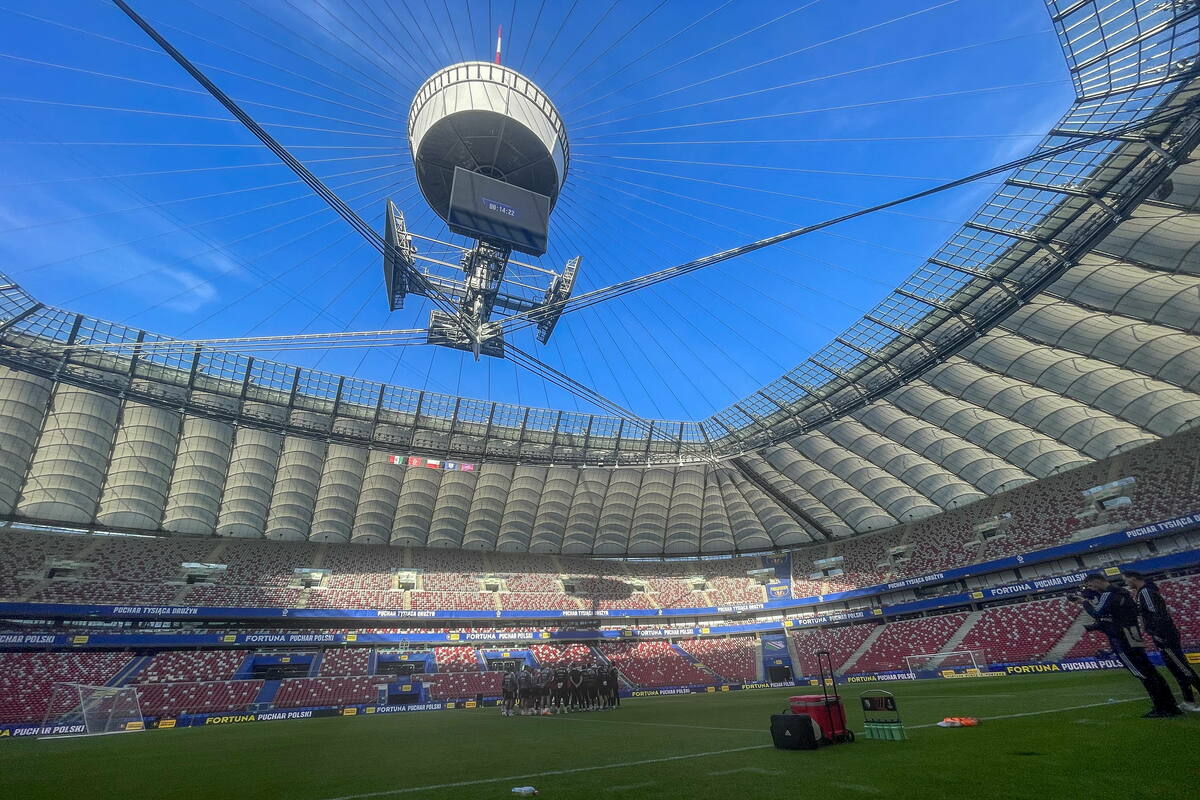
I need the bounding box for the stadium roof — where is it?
[1,0,1199,554]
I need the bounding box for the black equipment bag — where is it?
[770,711,821,750]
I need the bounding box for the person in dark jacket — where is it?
[1069,574,1180,718]
[1123,570,1200,712]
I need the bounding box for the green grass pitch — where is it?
[3,672,1198,799]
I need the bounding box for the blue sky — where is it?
[0,0,1075,420]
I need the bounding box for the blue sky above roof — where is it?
[0,0,1074,419]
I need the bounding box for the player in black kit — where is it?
[551,662,569,714]
[608,664,621,708]
[501,665,518,717]
[1124,571,1200,712]
[597,663,610,709]
[581,664,599,711]
[1070,574,1180,717]
[534,666,552,714]
[568,663,583,712]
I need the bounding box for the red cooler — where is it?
[789,694,848,742]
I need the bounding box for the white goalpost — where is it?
[39,683,145,738]
[902,650,987,676]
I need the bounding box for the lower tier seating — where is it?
[958,598,1079,665]
[678,637,757,682]
[135,680,263,717]
[416,672,503,701]
[597,641,715,688]
[274,676,380,708]
[847,613,969,674]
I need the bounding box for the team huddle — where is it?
[501,662,621,716]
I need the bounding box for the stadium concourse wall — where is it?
[2,510,1198,632]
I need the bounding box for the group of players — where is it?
[501,661,621,716]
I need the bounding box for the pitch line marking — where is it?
[548,715,764,733]
[708,767,783,776]
[315,744,772,800]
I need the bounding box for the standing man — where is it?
[501,665,518,717]
[1123,570,1200,712]
[608,663,621,709]
[516,664,534,716]
[1069,574,1181,718]
[535,664,553,715]
[581,662,599,711]
[552,661,569,714]
[573,662,588,714]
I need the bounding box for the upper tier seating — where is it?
[847,614,969,674]
[136,650,247,683]
[0,652,131,724]
[319,648,371,676]
[0,422,1195,617]
[433,646,480,672]
[678,637,757,682]
[527,643,596,667]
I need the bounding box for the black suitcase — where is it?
[770,712,821,750]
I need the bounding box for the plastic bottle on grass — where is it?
[512,787,538,796]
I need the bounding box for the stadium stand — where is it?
[1158,575,1200,646]
[790,624,879,675]
[678,637,757,682]
[319,648,371,676]
[845,613,969,674]
[433,646,481,672]
[274,676,379,708]
[597,641,716,688]
[528,643,596,666]
[136,651,247,684]
[0,652,131,724]
[417,672,503,701]
[135,680,262,717]
[958,598,1079,665]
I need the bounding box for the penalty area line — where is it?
[315,744,772,800]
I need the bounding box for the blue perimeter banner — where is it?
[0,512,1197,630]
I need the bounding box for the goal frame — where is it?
[902,650,986,676]
[39,683,145,739]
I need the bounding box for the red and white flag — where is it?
[495,25,502,64]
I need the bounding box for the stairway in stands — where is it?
[669,643,721,684]
[937,609,985,662]
[252,680,281,710]
[840,625,887,674]
[108,655,152,687]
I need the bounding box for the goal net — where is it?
[903,650,986,677]
[40,684,145,738]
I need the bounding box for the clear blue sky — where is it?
[0,0,1074,420]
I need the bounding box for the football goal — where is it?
[902,650,986,677]
[39,683,145,738]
